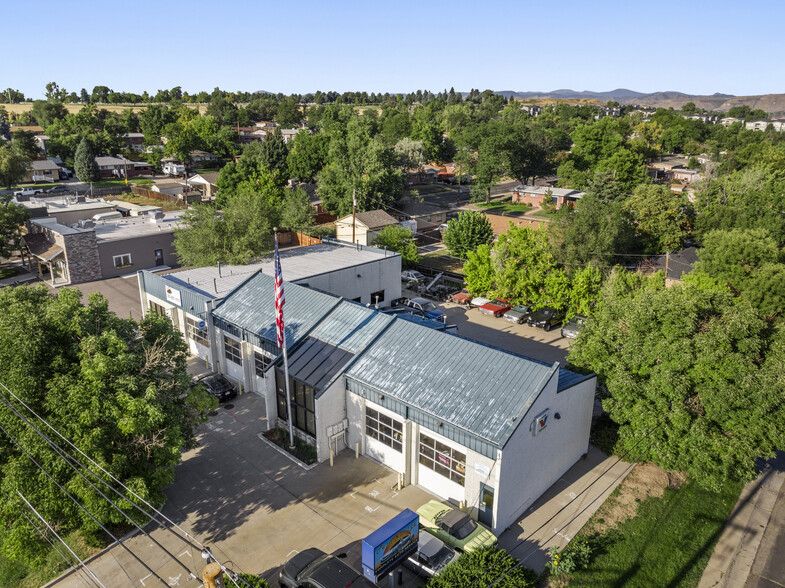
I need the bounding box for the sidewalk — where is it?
[699,452,785,588]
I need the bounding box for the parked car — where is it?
[450,289,472,305]
[405,297,445,321]
[478,299,512,318]
[503,304,534,324]
[526,307,565,331]
[469,296,490,308]
[191,372,237,402]
[402,270,426,283]
[279,548,376,588]
[13,187,42,197]
[561,314,588,339]
[416,500,497,552]
[45,185,69,194]
[405,531,459,578]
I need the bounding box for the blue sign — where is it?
[198,320,206,329]
[362,509,419,582]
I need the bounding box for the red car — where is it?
[478,299,512,317]
[450,289,473,305]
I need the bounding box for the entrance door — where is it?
[479,484,494,527]
[154,249,164,266]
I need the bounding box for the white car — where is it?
[401,270,426,283]
[469,296,490,308]
[405,532,459,578]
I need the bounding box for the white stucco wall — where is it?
[315,378,349,462]
[494,374,595,533]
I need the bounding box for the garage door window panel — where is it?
[419,434,466,486]
[366,407,403,452]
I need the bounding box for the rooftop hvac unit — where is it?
[77,219,95,229]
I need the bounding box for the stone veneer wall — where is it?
[62,231,102,283]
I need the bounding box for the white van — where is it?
[92,211,123,222]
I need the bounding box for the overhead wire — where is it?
[0,381,252,588]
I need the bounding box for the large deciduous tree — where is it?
[0,197,31,257]
[568,277,785,490]
[443,211,493,260]
[73,138,100,182]
[0,286,215,562]
[626,184,691,254]
[371,225,419,268]
[0,144,31,189]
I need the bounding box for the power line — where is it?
[0,420,170,587]
[0,381,252,588]
[16,490,106,588]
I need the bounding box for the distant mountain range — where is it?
[492,89,785,114]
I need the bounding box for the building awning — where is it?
[285,337,354,393]
[23,234,63,262]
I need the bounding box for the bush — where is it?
[427,546,536,588]
[236,573,269,587]
[544,541,593,577]
[263,427,317,464]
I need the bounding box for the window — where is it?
[366,407,403,452]
[275,370,316,436]
[113,254,132,268]
[254,351,271,377]
[224,336,241,365]
[370,290,385,304]
[149,301,166,317]
[185,316,209,346]
[419,434,466,486]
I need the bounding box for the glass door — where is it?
[479,483,494,527]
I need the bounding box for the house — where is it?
[254,121,278,129]
[123,132,146,151]
[8,125,44,136]
[17,195,118,225]
[187,172,220,198]
[596,105,621,119]
[720,117,744,127]
[681,113,720,124]
[394,201,447,231]
[23,159,62,183]
[512,185,585,209]
[161,158,186,176]
[670,168,701,184]
[34,135,49,154]
[142,265,595,535]
[21,212,183,285]
[520,104,542,117]
[189,150,219,165]
[648,246,698,285]
[237,127,267,144]
[335,210,400,246]
[280,129,303,144]
[151,181,187,197]
[745,120,785,132]
[406,164,441,185]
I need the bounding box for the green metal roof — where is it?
[212,272,340,350]
[345,319,559,448]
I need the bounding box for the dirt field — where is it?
[2,103,209,115]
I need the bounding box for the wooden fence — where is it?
[130,185,193,207]
[277,231,323,247]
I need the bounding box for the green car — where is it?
[415,500,497,552]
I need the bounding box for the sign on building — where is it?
[361,509,419,582]
[165,285,181,306]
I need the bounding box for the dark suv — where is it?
[279,548,376,588]
[191,373,237,403]
[526,307,565,331]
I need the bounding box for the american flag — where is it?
[274,235,285,349]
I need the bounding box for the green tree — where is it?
[259,128,289,183]
[444,211,493,260]
[286,131,330,182]
[427,546,536,588]
[568,279,784,490]
[626,184,690,254]
[0,286,215,562]
[10,130,39,160]
[278,188,315,232]
[73,138,100,182]
[464,244,495,294]
[492,224,556,303]
[393,137,426,172]
[371,225,419,267]
[0,144,31,189]
[30,100,67,128]
[0,197,30,257]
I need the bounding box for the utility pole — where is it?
[352,189,357,244]
[202,562,225,588]
[664,249,670,279]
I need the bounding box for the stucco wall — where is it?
[314,378,349,462]
[296,254,401,308]
[97,232,177,278]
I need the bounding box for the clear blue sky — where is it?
[5,0,784,99]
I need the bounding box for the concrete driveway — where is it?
[44,274,145,321]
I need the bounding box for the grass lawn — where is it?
[481,200,532,214]
[109,193,183,212]
[419,252,464,275]
[531,209,559,219]
[0,530,103,588]
[0,267,22,280]
[92,178,153,188]
[566,478,743,587]
[406,183,453,196]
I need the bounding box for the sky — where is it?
[4,0,784,99]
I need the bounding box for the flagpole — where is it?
[275,229,296,450]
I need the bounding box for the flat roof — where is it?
[93,212,184,241]
[162,241,399,298]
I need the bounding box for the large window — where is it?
[366,407,402,452]
[149,301,167,317]
[224,336,241,365]
[419,434,466,486]
[370,290,385,304]
[275,370,316,436]
[185,316,209,347]
[113,253,132,268]
[254,351,271,377]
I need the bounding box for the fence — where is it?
[277,231,323,247]
[90,186,132,198]
[130,185,191,207]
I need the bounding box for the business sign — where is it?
[165,285,181,306]
[361,509,419,582]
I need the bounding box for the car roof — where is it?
[410,297,431,304]
[308,557,363,586]
[441,508,469,532]
[419,532,446,558]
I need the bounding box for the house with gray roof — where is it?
[512,185,586,210]
[175,267,595,534]
[335,210,400,246]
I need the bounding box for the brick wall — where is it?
[63,231,102,283]
[483,213,545,235]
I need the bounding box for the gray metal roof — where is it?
[287,337,355,392]
[212,272,340,350]
[308,301,394,354]
[345,319,558,447]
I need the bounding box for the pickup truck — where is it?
[13,187,43,197]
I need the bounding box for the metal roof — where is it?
[287,337,354,392]
[212,272,340,350]
[308,301,393,354]
[345,319,558,447]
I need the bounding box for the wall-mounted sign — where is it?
[362,509,419,582]
[474,462,490,478]
[533,409,549,435]
[165,285,181,306]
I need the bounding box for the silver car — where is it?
[503,304,533,324]
[405,531,459,578]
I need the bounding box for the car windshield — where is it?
[453,517,477,540]
[422,302,437,312]
[490,300,506,306]
[513,305,529,312]
[542,309,555,318]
